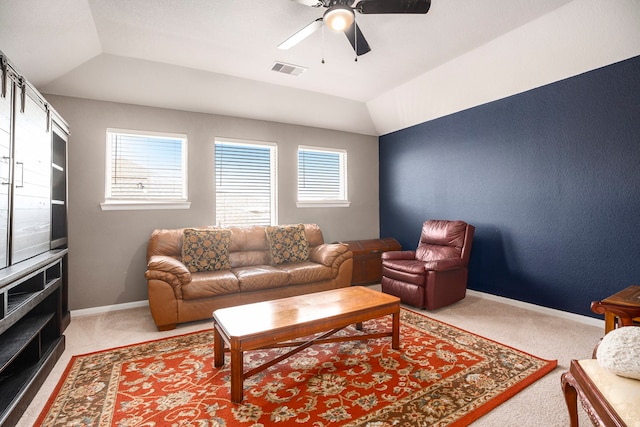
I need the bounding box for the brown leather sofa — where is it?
[381,220,475,310]
[145,224,353,330]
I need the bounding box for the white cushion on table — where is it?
[579,359,640,427]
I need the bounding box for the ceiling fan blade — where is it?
[355,0,431,14]
[278,18,323,50]
[344,22,371,56]
[291,0,323,6]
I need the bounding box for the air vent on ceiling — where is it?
[271,61,307,76]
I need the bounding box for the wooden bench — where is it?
[561,359,640,426]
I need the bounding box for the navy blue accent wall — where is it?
[379,55,640,318]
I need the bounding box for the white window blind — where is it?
[215,139,277,226]
[106,129,187,202]
[298,146,347,203]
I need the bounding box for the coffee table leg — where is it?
[213,323,244,403]
[226,349,244,403]
[392,311,400,350]
[230,349,244,403]
[213,322,225,368]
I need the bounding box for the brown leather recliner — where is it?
[381,220,475,310]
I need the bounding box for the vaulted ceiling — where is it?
[1,0,637,135]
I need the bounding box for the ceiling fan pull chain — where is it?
[321,23,326,64]
[354,20,358,62]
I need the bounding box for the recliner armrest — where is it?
[423,258,465,271]
[145,255,192,287]
[382,250,416,260]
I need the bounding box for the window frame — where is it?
[214,137,278,227]
[297,145,350,208]
[100,128,190,211]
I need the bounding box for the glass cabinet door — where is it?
[51,121,68,249]
[0,84,11,268]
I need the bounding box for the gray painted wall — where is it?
[45,95,379,311]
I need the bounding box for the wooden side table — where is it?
[591,285,640,334]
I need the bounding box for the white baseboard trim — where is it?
[70,291,605,329]
[467,289,605,328]
[71,300,149,318]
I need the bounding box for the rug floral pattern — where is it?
[37,309,556,426]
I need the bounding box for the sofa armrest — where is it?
[382,250,416,261]
[423,258,465,271]
[309,243,352,267]
[145,255,192,288]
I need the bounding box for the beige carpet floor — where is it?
[21,286,603,426]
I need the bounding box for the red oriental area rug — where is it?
[36,309,556,426]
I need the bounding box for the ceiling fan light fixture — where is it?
[323,5,355,32]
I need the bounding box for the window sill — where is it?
[296,200,351,208]
[100,201,191,211]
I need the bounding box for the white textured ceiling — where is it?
[0,0,582,135]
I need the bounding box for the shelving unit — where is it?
[0,50,69,427]
[0,250,67,427]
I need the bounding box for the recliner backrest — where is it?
[416,220,470,262]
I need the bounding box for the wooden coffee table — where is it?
[213,286,401,402]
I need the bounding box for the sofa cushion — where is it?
[229,250,271,268]
[233,265,290,291]
[181,270,240,300]
[303,223,325,247]
[228,225,269,252]
[265,224,310,265]
[147,228,185,259]
[182,228,232,273]
[596,326,640,380]
[278,261,335,285]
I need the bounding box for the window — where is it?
[215,138,277,226]
[297,146,349,207]
[102,129,188,210]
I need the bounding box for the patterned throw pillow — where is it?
[265,224,310,265]
[181,228,232,272]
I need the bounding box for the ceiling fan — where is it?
[278,0,431,57]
